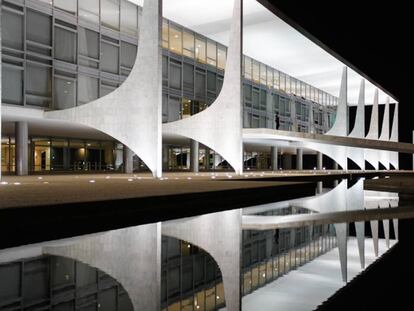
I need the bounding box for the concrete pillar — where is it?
[271,146,278,170]
[205,147,210,170]
[123,145,133,174]
[296,148,303,170]
[190,139,199,173]
[333,162,339,170]
[282,154,292,170]
[44,223,161,311]
[15,121,29,176]
[317,152,323,170]
[162,145,169,171]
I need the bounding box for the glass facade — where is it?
[1,0,338,174]
[0,255,133,311]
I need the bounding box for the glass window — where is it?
[101,0,120,30]
[162,20,169,49]
[120,0,138,36]
[54,74,76,110]
[260,63,267,85]
[2,9,24,50]
[207,41,217,67]
[121,41,137,68]
[26,64,51,97]
[207,71,216,93]
[244,57,252,80]
[217,46,226,70]
[267,68,273,88]
[78,75,99,105]
[54,26,77,63]
[195,38,206,63]
[2,66,23,105]
[79,0,99,24]
[183,63,194,93]
[273,70,279,90]
[169,25,182,55]
[279,73,285,91]
[101,41,119,74]
[183,31,195,58]
[169,61,182,90]
[79,27,99,60]
[252,88,259,109]
[54,0,77,14]
[101,81,118,97]
[26,9,51,46]
[285,75,291,94]
[252,61,260,83]
[301,82,306,97]
[195,71,206,98]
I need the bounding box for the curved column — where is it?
[45,0,162,177]
[347,79,365,170]
[43,224,161,311]
[163,0,243,174]
[379,199,390,248]
[293,180,348,282]
[389,102,399,169]
[365,89,380,170]
[297,141,347,170]
[379,97,390,169]
[346,178,365,268]
[326,67,348,137]
[365,194,379,257]
[162,210,242,311]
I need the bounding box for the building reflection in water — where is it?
[0,180,400,311]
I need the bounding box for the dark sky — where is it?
[259,0,413,168]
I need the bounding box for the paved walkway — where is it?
[239,238,395,311]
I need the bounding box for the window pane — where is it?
[169,25,182,55]
[27,9,51,46]
[183,31,195,58]
[121,41,137,68]
[2,10,24,50]
[217,47,226,70]
[244,57,252,80]
[252,61,260,83]
[183,63,194,93]
[207,71,216,93]
[207,41,217,67]
[54,0,77,14]
[78,75,99,105]
[267,68,273,88]
[26,64,51,97]
[2,66,23,105]
[120,0,138,36]
[195,71,206,98]
[79,27,99,59]
[169,62,182,90]
[79,0,99,24]
[101,42,119,74]
[260,63,267,85]
[101,0,120,30]
[54,75,76,110]
[55,27,77,63]
[195,38,206,63]
[273,70,279,89]
[162,20,169,49]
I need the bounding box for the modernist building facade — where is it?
[0,0,400,177]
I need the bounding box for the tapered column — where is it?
[123,145,133,174]
[296,148,303,170]
[271,146,278,170]
[190,139,199,173]
[15,121,29,176]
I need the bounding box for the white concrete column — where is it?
[271,146,278,171]
[163,209,242,311]
[15,121,29,176]
[317,152,323,170]
[205,147,210,170]
[123,145,133,174]
[296,148,303,170]
[44,224,161,311]
[190,139,199,173]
